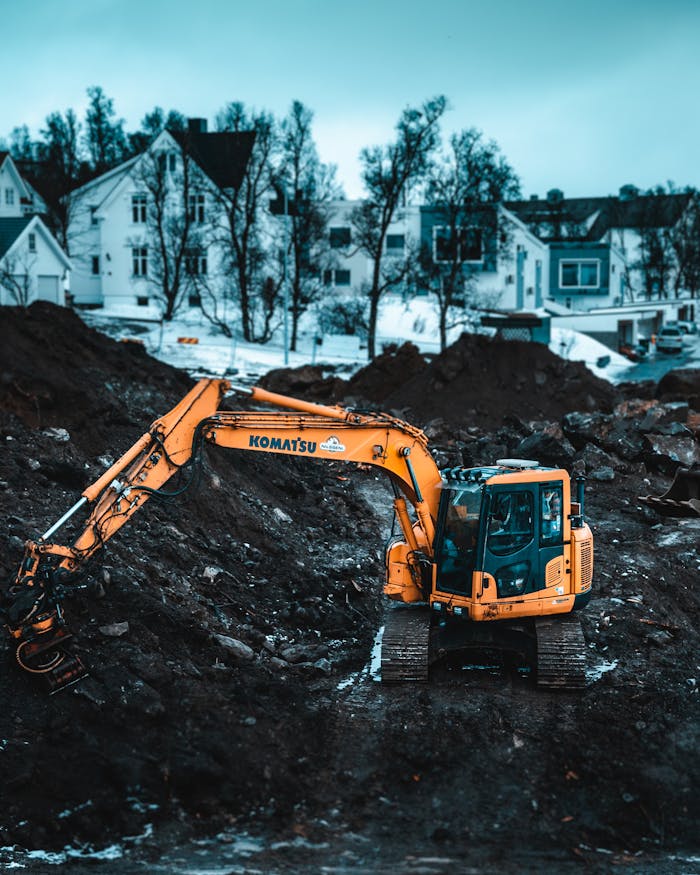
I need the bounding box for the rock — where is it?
[212,634,255,662]
[589,466,615,482]
[642,434,700,474]
[99,621,129,637]
[562,412,612,449]
[272,507,292,524]
[279,643,319,664]
[203,565,224,582]
[515,428,575,466]
[42,427,70,442]
[313,658,332,676]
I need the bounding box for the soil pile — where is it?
[0,304,698,872]
[263,336,619,429]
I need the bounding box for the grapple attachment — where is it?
[639,468,700,516]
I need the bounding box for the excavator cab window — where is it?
[435,482,483,596]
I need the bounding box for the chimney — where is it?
[546,188,564,204]
[188,118,208,135]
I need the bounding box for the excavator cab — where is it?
[428,461,584,622]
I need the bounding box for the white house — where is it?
[68,121,255,312]
[0,152,70,307]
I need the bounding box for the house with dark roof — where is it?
[505,187,698,347]
[0,153,71,307]
[67,119,255,310]
[507,186,696,308]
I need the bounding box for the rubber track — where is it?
[380,608,430,684]
[535,615,586,690]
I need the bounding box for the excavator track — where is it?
[535,614,586,690]
[380,607,431,684]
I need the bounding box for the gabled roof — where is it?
[0,217,32,258]
[0,152,34,202]
[169,129,256,189]
[0,215,71,269]
[507,191,694,242]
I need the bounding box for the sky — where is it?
[2,0,700,199]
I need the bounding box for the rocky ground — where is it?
[0,303,699,873]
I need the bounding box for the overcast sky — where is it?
[3,0,699,199]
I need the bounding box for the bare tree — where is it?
[84,86,128,174]
[670,189,700,298]
[422,128,521,350]
[277,100,339,351]
[352,96,446,359]
[0,250,36,307]
[134,134,203,320]
[7,125,34,161]
[634,187,677,300]
[37,110,84,252]
[213,102,279,342]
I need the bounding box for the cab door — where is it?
[482,485,538,599]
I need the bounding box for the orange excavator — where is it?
[3,378,593,693]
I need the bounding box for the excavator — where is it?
[2,378,593,693]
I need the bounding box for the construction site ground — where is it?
[0,303,698,874]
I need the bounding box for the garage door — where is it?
[37,275,59,304]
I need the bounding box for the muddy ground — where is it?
[0,303,698,873]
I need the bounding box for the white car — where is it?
[656,326,684,354]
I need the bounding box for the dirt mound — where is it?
[657,367,700,408]
[0,302,192,455]
[344,341,428,402]
[380,334,619,427]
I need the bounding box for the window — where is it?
[132,194,147,223]
[540,485,563,547]
[132,246,148,276]
[90,206,99,226]
[188,193,205,223]
[323,268,351,287]
[559,259,600,289]
[433,226,482,263]
[188,294,202,307]
[437,483,483,596]
[487,491,534,556]
[169,152,176,172]
[157,152,177,173]
[184,247,207,275]
[28,233,36,253]
[386,234,405,253]
[136,296,149,306]
[330,226,351,249]
[91,255,100,275]
[5,188,14,206]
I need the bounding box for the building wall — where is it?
[0,161,24,218]
[548,242,622,310]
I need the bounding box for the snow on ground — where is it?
[549,327,632,382]
[81,295,633,385]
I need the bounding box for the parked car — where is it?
[664,320,697,336]
[656,326,684,354]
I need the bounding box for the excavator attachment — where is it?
[639,468,700,517]
[4,584,88,693]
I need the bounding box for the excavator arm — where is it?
[3,378,442,692]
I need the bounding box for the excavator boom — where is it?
[3,378,442,691]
